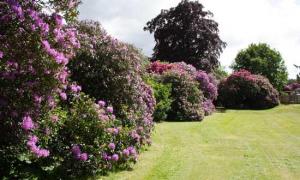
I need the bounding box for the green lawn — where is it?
[101,105,300,180]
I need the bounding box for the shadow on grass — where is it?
[216,105,282,112]
[216,107,227,113]
[161,119,203,122]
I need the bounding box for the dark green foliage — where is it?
[146,76,173,122]
[162,71,205,121]
[295,64,300,82]
[144,0,226,72]
[232,43,288,90]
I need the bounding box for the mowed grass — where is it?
[101,105,300,180]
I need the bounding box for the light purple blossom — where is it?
[112,154,119,161]
[21,115,34,130]
[71,145,81,159]
[59,92,67,100]
[102,152,108,160]
[27,135,50,158]
[113,128,119,135]
[99,114,109,121]
[58,70,68,84]
[108,143,115,150]
[122,149,130,157]
[28,135,38,143]
[107,106,113,114]
[0,51,3,58]
[80,153,88,161]
[97,100,106,107]
[70,84,82,93]
[128,146,137,155]
[53,13,63,27]
[36,149,50,158]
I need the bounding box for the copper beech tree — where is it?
[144,0,226,72]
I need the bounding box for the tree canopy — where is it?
[144,0,226,72]
[231,43,288,90]
[295,64,300,82]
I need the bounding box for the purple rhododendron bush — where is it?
[68,20,155,146]
[0,1,153,178]
[148,61,218,118]
[284,82,300,91]
[161,69,205,121]
[218,70,280,109]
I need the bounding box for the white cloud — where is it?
[79,0,300,78]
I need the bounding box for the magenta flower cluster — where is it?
[195,70,218,115]
[27,135,50,158]
[0,0,79,162]
[71,145,88,161]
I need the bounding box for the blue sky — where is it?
[79,0,300,78]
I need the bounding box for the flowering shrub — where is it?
[162,70,205,121]
[0,1,151,179]
[68,21,155,146]
[0,0,80,177]
[195,70,218,115]
[52,94,140,177]
[218,70,280,109]
[284,83,300,91]
[149,61,218,116]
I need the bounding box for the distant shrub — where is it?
[149,61,218,116]
[162,70,204,121]
[231,43,288,90]
[218,70,280,109]
[146,76,173,122]
[148,61,174,74]
[284,83,300,91]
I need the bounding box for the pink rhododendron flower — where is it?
[112,154,119,161]
[97,100,106,107]
[70,84,81,93]
[108,143,115,150]
[26,135,49,158]
[122,149,130,157]
[60,92,67,100]
[106,106,113,114]
[21,115,34,130]
[80,153,88,161]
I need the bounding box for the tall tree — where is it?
[295,64,300,82]
[144,0,226,72]
[232,43,288,90]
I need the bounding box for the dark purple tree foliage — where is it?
[144,0,226,72]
